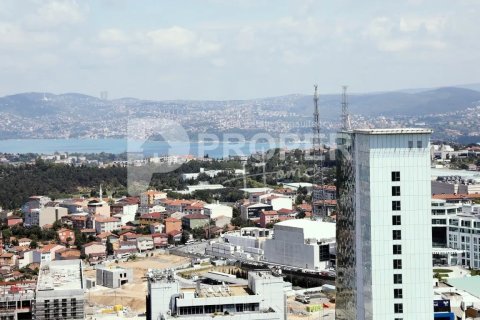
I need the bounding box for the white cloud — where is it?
[97,28,129,45]
[143,26,221,57]
[366,15,448,52]
[0,22,58,49]
[26,0,86,29]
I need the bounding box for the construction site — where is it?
[0,281,36,320]
[84,253,190,316]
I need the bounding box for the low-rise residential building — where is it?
[149,223,164,234]
[138,204,166,215]
[152,233,168,248]
[7,215,23,227]
[260,195,293,211]
[259,209,295,228]
[203,203,233,219]
[140,190,167,206]
[39,244,66,262]
[57,228,75,245]
[0,253,17,266]
[18,238,32,247]
[94,216,121,234]
[182,214,210,230]
[55,248,81,260]
[165,217,182,234]
[240,203,273,221]
[82,242,106,261]
[137,236,154,252]
[168,230,183,243]
[183,204,204,215]
[87,199,110,217]
[139,212,165,225]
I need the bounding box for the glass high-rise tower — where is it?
[336,128,433,320]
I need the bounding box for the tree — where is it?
[29,240,38,249]
[181,230,191,244]
[52,220,62,231]
[106,238,114,256]
[1,229,12,243]
[168,234,175,245]
[191,227,205,240]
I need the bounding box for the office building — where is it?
[336,128,433,320]
[264,219,335,271]
[34,259,85,320]
[146,269,286,320]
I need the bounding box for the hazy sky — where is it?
[0,0,479,100]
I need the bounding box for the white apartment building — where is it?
[336,128,433,320]
[203,203,233,219]
[94,217,121,234]
[23,207,68,228]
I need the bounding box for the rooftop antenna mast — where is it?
[341,85,352,131]
[312,85,325,219]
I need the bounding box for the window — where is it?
[393,244,402,255]
[408,141,413,148]
[392,215,401,226]
[393,259,402,269]
[392,186,401,196]
[394,274,403,284]
[393,230,402,240]
[392,171,400,181]
[392,201,401,211]
[394,289,403,299]
[394,303,403,314]
[417,140,423,148]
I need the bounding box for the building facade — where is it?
[34,259,85,320]
[263,219,335,271]
[336,128,433,320]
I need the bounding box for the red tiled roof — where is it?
[140,212,163,219]
[261,210,278,216]
[183,214,209,220]
[95,216,120,223]
[277,208,295,214]
[96,232,112,239]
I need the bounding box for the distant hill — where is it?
[1,86,480,119]
[288,87,480,118]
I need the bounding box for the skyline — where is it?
[0,0,479,100]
